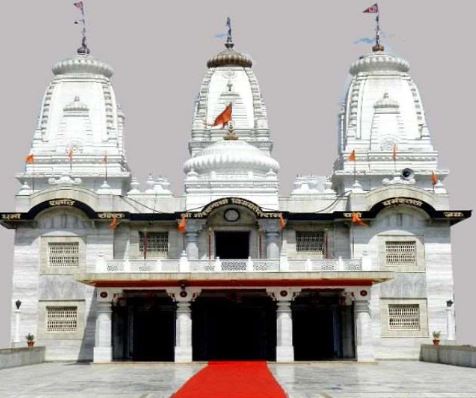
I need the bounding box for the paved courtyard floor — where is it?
[0,361,474,398]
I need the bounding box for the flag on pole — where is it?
[178,215,187,234]
[351,212,368,226]
[392,144,397,161]
[279,214,287,230]
[67,147,74,161]
[109,216,119,230]
[211,103,232,128]
[25,153,35,164]
[103,152,108,163]
[73,1,84,12]
[363,3,379,13]
[348,149,356,161]
[431,171,438,186]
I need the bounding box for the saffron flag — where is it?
[363,3,378,13]
[67,148,74,161]
[392,144,397,161]
[432,171,438,186]
[351,212,367,226]
[279,214,287,230]
[109,216,119,230]
[348,149,356,161]
[25,154,34,164]
[212,103,232,128]
[73,1,84,12]
[178,215,187,234]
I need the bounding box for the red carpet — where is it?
[172,361,287,398]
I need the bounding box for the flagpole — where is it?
[375,9,381,48]
[74,1,90,55]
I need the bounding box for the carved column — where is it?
[93,289,121,363]
[354,297,375,362]
[167,288,201,363]
[267,288,300,362]
[259,220,281,259]
[184,220,205,260]
[94,302,113,363]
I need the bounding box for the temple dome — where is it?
[184,138,279,175]
[349,51,409,75]
[52,54,114,78]
[207,47,252,68]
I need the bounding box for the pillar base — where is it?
[356,346,375,362]
[93,347,112,363]
[276,346,294,362]
[175,346,192,363]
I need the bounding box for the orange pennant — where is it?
[211,103,232,128]
[109,216,119,230]
[348,149,356,161]
[279,213,287,230]
[25,153,34,164]
[431,171,438,186]
[392,144,398,161]
[351,212,367,227]
[67,147,74,161]
[178,215,187,234]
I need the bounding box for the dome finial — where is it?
[73,1,90,55]
[224,121,239,140]
[225,17,234,49]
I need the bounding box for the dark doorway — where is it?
[292,290,355,360]
[192,291,276,361]
[215,231,250,259]
[112,293,175,361]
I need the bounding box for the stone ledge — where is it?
[420,344,476,368]
[0,346,46,369]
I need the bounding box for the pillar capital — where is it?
[266,287,301,302]
[166,287,201,303]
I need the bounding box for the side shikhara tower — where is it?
[332,43,443,193]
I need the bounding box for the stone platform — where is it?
[0,361,474,397]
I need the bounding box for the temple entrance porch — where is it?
[192,290,276,361]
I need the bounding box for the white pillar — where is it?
[354,299,375,362]
[185,231,199,260]
[175,302,192,362]
[276,300,294,362]
[13,308,21,347]
[266,231,281,259]
[94,301,113,363]
[446,302,455,341]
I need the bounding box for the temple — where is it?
[0,18,470,363]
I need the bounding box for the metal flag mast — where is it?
[363,3,384,52]
[74,1,90,55]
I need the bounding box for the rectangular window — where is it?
[296,231,325,256]
[48,242,80,267]
[388,304,420,330]
[385,240,416,266]
[46,306,78,332]
[139,232,168,255]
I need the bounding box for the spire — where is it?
[225,17,234,49]
[73,1,90,55]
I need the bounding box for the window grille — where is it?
[385,240,416,266]
[139,232,168,254]
[388,304,420,330]
[296,231,325,255]
[48,242,80,267]
[46,306,78,332]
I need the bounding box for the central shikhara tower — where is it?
[0,17,470,364]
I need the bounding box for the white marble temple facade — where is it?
[1,21,469,363]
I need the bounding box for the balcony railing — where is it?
[95,256,366,273]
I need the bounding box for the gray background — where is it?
[0,0,474,346]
